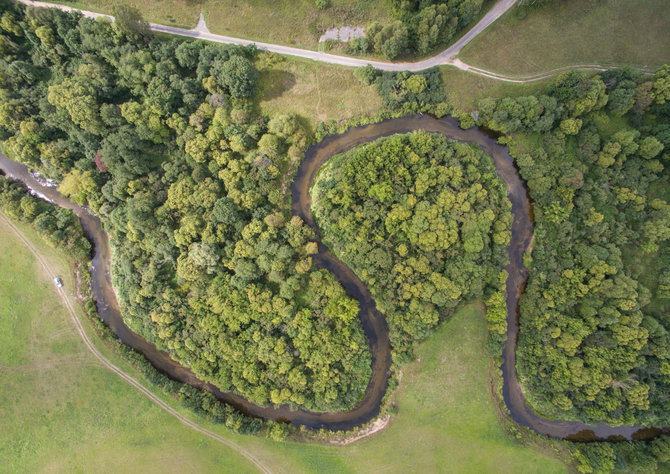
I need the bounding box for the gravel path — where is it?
[16,0,646,83]
[17,0,631,83]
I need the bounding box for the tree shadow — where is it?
[260,69,297,101]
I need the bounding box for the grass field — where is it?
[0,213,567,473]
[53,0,393,48]
[0,217,261,473]
[460,0,670,75]
[324,303,567,473]
[255,53,383,131]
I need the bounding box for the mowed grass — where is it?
[50,0,393,48]
[460,0,670,75]
[256,53,383,130]
[0,217,259,473]
[256,56,550,131]
[0,215,567,473]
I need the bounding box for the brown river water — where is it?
[1,115,666,439]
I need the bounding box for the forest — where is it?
[0,0,373,412]
[311,131,512,357]
[348,0,483,59]
[477,66,670,426]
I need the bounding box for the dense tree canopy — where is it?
[0,176,91,260]
[0,1,371,412]
[352,0,483,59]
[478,67,670,425]
[312,132,511,355]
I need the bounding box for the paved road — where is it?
[17,0,518,73]
[16,0,625,82]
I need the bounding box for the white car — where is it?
[54,277,63,288]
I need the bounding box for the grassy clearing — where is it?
[255,53,383,131]
[204,0,392,48]
[205,304,568,473]
[255,57,553,132]
[50,0,393,48]
[0,213,567,472]
[460,0,670,75]
[440,65,551,112]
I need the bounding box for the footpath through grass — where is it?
[0,214,567,472]
[255,55,550,130]
[460,0,670,75]
[440,65,550,112]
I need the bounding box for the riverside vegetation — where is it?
[0,173,287,436]
[474,67,670,471]
[476,67,670,427]
[0,214,263,473]
[0,214,565,472]
[343,59,670,468]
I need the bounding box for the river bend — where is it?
[1,115,665,439]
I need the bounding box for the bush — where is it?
[354,64,379,86]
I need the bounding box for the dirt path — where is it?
[0,213,273,474]
[16,0,515,71]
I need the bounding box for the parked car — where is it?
[54,277,63,288]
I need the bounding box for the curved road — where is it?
[16,0,640,83]
[13,0,572,82]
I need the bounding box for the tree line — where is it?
[0,175,91,260]
[348,0,483,60]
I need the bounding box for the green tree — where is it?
[111,4,149,38]
[213,55,258,99]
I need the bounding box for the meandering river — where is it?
[1,115,664,440]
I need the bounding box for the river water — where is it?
[1,115,665,439]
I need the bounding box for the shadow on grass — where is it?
[260,69,297,100]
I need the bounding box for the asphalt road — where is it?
[16,0,518,73]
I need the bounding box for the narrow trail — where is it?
[451,60,653,83]
[450,59,609,83]
[14,0,637,83]
[0,212,273,474]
